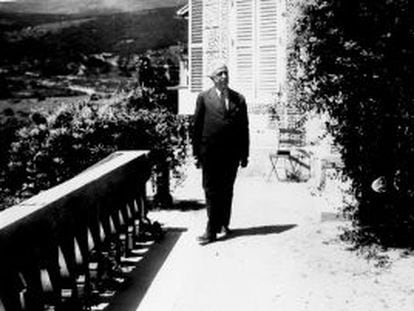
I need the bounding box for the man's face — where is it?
[212,69,229,90]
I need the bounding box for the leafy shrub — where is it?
[2,95,189,209]
[291,0,414,246]
[0,108,31,209]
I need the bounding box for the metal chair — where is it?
[267,128,312,182]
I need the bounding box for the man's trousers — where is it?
[201,153,239,236]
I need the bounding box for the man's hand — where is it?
[240,158,248,168]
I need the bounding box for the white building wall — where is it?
[182,0,287,114]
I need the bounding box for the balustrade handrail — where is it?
[0,151,148,230]
[0,150,154,311]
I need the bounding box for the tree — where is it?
[291,0,414,246]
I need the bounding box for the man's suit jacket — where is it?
[192,87,249,161]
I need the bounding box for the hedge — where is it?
[291,0,414,246]
[1,93,189,210]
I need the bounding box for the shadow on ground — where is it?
[105,227,187,311]
[171,199,205,211]
[220,224,297,241]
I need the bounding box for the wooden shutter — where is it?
[231,0,281,105]
[190,0,203,92]
[232,0,255,101]
[257,0,278,102]
[204,0,221,87]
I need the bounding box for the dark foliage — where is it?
[0,108,30,208]
[0,91,189,211]
[292,0,414,246]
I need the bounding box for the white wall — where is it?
[178,88,199,115]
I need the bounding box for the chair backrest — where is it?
[278,127,305,149]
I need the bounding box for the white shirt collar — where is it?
[215,87,229,109]
[215,87,228,98]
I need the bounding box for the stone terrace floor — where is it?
[110,115,414,311]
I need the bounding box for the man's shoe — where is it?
[221,227,232,236]
[197,233,216,245]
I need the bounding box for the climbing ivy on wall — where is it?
[290,0,414,246]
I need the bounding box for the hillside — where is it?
[0,5,187,99]
[0,7,187,71]
[0,0,187,14]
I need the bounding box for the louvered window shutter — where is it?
[232,0,255,101]
[190,0,203,92]
[257,0,278,102]
[231,0,283,105]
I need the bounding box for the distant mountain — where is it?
[0,0,187,14]
[0,7,187,76]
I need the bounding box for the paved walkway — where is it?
[132,116,414,311]
[139,175,324,311]
[133,118,335,311]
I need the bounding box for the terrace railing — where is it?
[0,150,157,311]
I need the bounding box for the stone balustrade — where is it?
[0,150,155,311]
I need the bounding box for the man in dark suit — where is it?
[192,62,250,245]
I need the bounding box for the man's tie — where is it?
[220,92,227,111]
